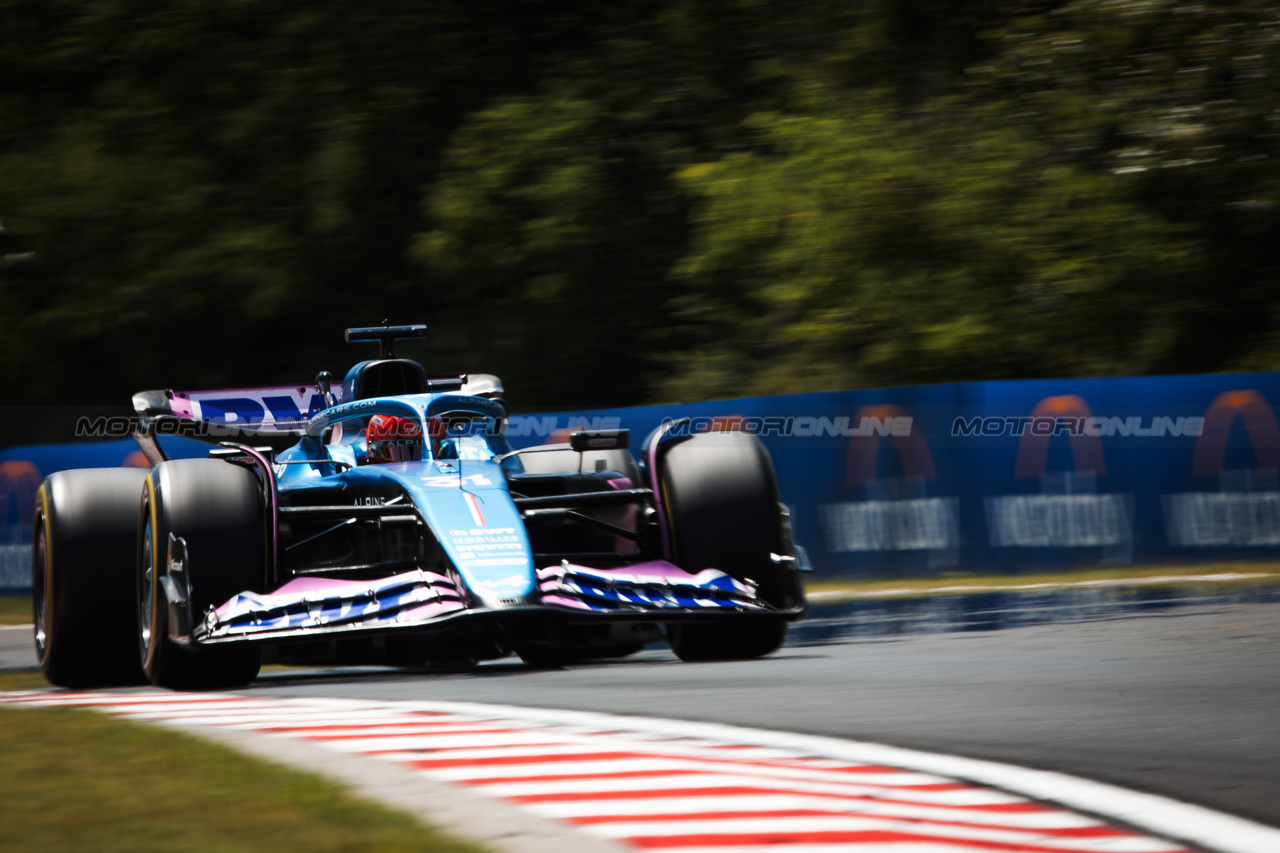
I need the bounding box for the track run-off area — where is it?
[2,599,1279,853]
[1,689,1270,853]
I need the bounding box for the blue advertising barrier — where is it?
[4,371,1280,588]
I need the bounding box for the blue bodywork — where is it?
[184,387,781,646]
[124,329,802,664]
[276,392,537,606]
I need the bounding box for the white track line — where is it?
[4,691,1277,853]
[582,817,1183,852]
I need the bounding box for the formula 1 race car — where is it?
[32,325,806,689]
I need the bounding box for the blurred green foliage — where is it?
[1,0,1277,410]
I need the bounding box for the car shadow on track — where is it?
[250,648,827,688]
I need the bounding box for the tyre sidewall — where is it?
[32,486,57,679]
[138,474,168,682]
[658,432,796,662]
[35,468,149,687]
[660,431,794,608]
[139,459,265,688]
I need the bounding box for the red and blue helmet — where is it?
[366,414,424,463]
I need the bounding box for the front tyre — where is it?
[658,431,797,662]
[139,459,264,689]
[33,469,150,687]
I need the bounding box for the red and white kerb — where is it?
[0,691,1200,853]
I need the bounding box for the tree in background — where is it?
[1,0,1277,412]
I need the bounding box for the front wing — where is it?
[194,560,799,645]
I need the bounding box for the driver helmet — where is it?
[366,414,423,463]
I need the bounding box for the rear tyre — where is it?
[659,432,796,662]
[33,469,151,688]
[139,459,264,690]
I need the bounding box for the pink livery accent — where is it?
[646,423,677,560]
[228,444,279,586]
[168,394,195,419]
[532,559,765,613]
[538,594,593,610]
[538,559,703,582]
[212,570,458,613]
[208,568,466,638]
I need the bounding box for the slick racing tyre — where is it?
[33,468,151,688]
[138,459,264,689]
[658,431,797,662]
[665,621,787,663]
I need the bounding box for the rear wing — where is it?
[130,371,505,465]
[131,385,340,462]
[133,385,338,429]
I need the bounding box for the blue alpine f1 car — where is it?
[32,325,807,688]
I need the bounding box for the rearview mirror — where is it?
[570,429,630,452]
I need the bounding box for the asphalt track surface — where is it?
[4,600,1278,831]
[234,601,1280,832]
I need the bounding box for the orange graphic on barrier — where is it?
[1191,389,1280,476]
[708,414,749,433]
[0,460,42,526]
[1014,395,1106,479]
[845,404,935,486]
[121,451,151,469]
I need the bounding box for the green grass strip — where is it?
[0,698,493,853]
[0,670,47,691]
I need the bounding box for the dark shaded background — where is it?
[3,0,1278,411]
